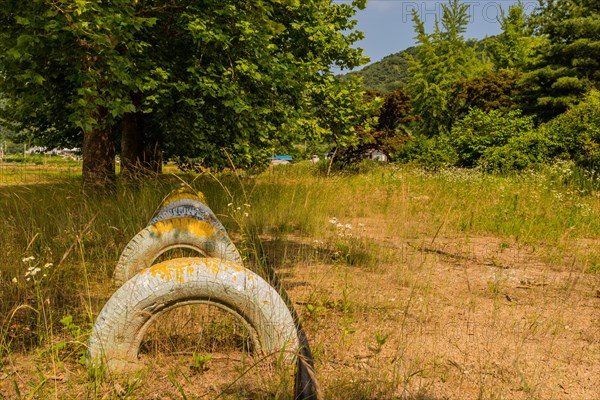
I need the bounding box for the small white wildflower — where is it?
[26,277,30,282]
[12,277,17,284]
[44,263,53,269]
[227,203,234,207]
[43,274,47,278]
[243,203,251,208]
[329,217,338,224]
[236,207,241,211]
[337,223,343,229]
[344,224,352,230]
[22,256,35,263]
[25,267,41,278]
[244,212,249,217]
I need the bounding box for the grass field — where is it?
[0,161,599,399]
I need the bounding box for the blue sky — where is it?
[336,0,538,69]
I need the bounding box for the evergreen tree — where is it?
[523,0,600,120]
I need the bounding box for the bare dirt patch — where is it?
[283,227,600,399]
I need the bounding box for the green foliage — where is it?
[478,129,555,172]
[0,0,154,138]
[451,108,535,168]
[539,89,600,175]
[336,87,414,166]
[393,133,457,170]
[522,0,600,120]
[339,47,417,92]
[0,0,370,182]
[484,2,537,70]
[448,69,522,120]
[303,76,378,153]
[190,352,212,372]
[406,0,492,137]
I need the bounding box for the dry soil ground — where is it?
[1,220,599,399]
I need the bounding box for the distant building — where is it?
[270,155,293,165]
[366,150,387,162]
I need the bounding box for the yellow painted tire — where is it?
[149,200,227,233]
[113,218,242,286]
[89,258,299,372]
[160,187,206,208]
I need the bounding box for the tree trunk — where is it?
[82,120,116,188]
[143,140,163,174]
[120,110,147,179]
[121,112,163,177]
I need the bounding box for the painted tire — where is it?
[149,202,228,234]
[160,186,206,208]
[89,258,300,372]
[113,218,242,286]
[149,199,227,233]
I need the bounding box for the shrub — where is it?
[479,129,555,172]
[450,108,535,167]
[392,133,457,170]
[539,89,600,175]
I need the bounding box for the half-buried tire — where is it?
[89,257,299,372]
[113,218,242,286]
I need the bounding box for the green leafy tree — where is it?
[302,75,379,169]
[522,0,600,120]
[0,0,368,185]
[0,0,153,185]
[406,0,491,137]
[336,87,414,166]
[485,1,537,70]
[448,69,522,120]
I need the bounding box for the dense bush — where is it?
[392,134,457,170]
[450,108,535,168]
[478,129,555,172]
[539,89,600,175]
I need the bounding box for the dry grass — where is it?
[0,161,599,399]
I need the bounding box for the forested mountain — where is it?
[339,38,486,93]
[338,47,417,93]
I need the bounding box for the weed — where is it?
[190,352,213,373]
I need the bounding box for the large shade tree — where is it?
[0,0,368,185]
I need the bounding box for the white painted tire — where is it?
[113,218,242,286]
[149,199,227,233]
[89,257,299,372]
[160,188,206,208]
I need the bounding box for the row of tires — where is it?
[87,187,317,398]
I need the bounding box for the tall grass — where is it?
[1,161,599,398]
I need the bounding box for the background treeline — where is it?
[1,0,599,184]
[335,0,600,178]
